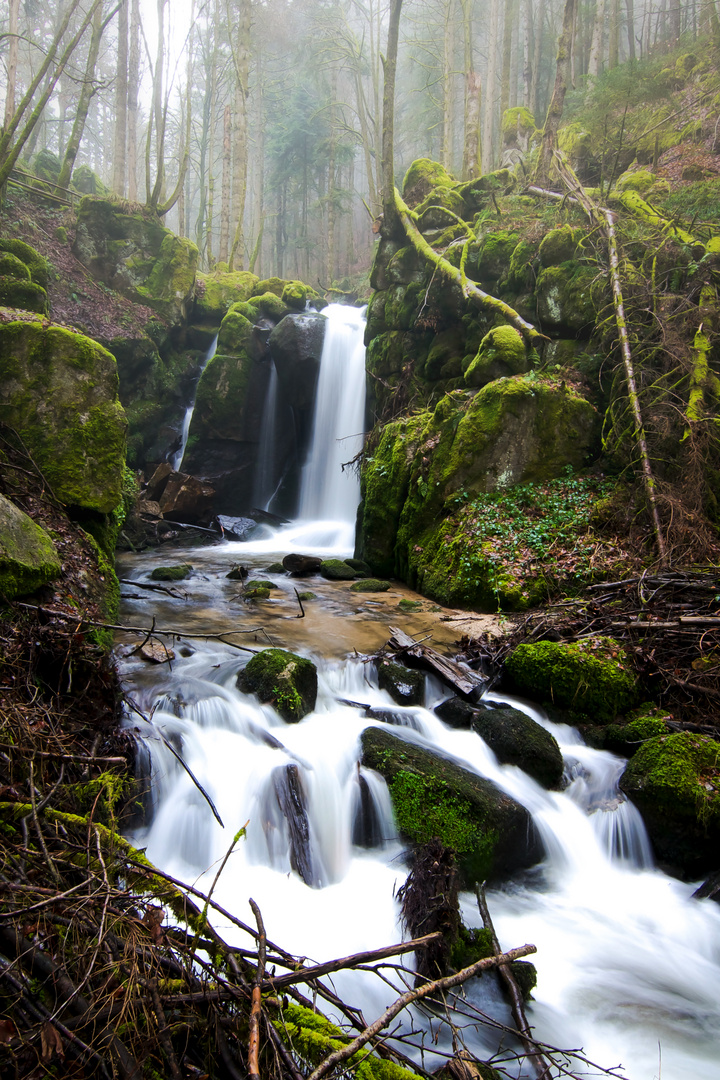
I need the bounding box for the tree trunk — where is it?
[482,0,499,171]
[228,0,251,271]
[500,0,516,121]
[625,0,636,61]
[381,0,404,228]
[534,0,577,188]
[112,0,128,194]
[158,0,195,218]
[460,0,481,180]
[219,104,232,263]
[127,0,140,200]
[442,0,456,171]
[3,0,20,132]
[149,0,167,207]
[57,1,106,192]
[588,0,606,77]
[531,0,545,119]
[326,65,338,286]
[523,0,533,108]
[609,0,620,66]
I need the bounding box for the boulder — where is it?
[377,659,425,706]
[283,553,322,575]
[0,494,62,598]
[214,515,257,540]
[361,726,543,883]
[620,733,720,875]
[319,559,359,581]
[194,269,259,323]
[73,197,198,326]
[463,325,529,388]
[0,320,127,513]
[350,578,391,592]
[536,263,600,335]
[237,648,318,722]
[158,473,216,523]
[150,564,193,581]
[145,462,174,502]
[504,637,639,722]
[470,707,564,789]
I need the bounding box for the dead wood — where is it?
[386,627,486,699]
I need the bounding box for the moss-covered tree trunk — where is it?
[112,0,128,195]
[3,0,20,131]
[460,0,481,179]
[534,0,577,188]
[381,0,404,232]
[57,0,106,193]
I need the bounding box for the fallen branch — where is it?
[262,932,443,990]
[248,899,267,1080]
[305,943,537,1080]
[387,626,485,699]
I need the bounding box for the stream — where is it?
[116,306,720,1080]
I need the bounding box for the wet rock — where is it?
[150,564,193,581]
[273,764,317,886]
[215,514,257,540]
[238,648,318,722]
[619,732,720,876]
[350,578,391,592]
[435,697,486,729]
[361,726,543,884]
[377,659,424,706]
[693,871,720,904]
[282,553,322,575]
[319,559,359,581]
[158,473,216,523]
[264,562,286,573]
[226,564,249,580]
[470,707,564,789]
[145,463,173,502]
[139,641,175,664]
[352,771,385,848]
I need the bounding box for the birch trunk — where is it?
[127,0,140,200]
[58,0,106,192]
[112,0,128,194]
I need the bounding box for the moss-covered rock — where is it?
[619,733,720,874]
[501,106,537,147]
[503,238,537,292]
[0,494,62,598]
[0,253,31,280]
[536,262,600,334]
[582,707,670,755]
[361,726,543,883]
[150,564,193,581]
[251,276,286,298]
[0,277,49,313]
[538,225,582,267]
[233,291,289,325]
[415,185,468,230]
[377,659,424,705]
[0,320,127,513]
[0,239,51,287]
[281,280,309,310]
[350,578,391,592]
[320,559,359,580]
[237,648,318,722]
[471,231,521,282]
[71,164,109,196]
[463,325,528,388]
[470,706,564,788]
[194,269,259,323]
[402,158,456,207]
[615,169,656,194]
[504,637,639,722]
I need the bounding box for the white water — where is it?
[297,303,366,526]
[253,360,279,510]
[121,640,720,1080]
[171,334,218,471]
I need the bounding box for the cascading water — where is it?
[252,360,279,510]
[171,334,218,471]
[298,303,366,526]
[117,573,720,1080]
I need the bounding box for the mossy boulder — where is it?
[361,726,543,883]
[150,564,193,581]
[72,197,198,326]
[536,262,600,334]
[33,149,60,183]
[557,123,597,182]
[233,291,289,325]
[501,106,537,148]
[423,327,465,380]
[504,239,537,292]
[416,185,467,230]
[237,648,318,722]
[538,225,582,268]
[0,240,51,288]
[0,277,49,313]
[0,253,30,280]
[582,706,670,755]
[377,659,424,705]
[281,281,309,310]
[385,246,424,286]
[470,706,564,789]
[0,320,127,513]
[320,559,359,580]
[402,158,456,207]
[615,169,656,194]
[71,164,109,196]
[463,325,528,388]
[0,494,62,598]
[619,733,720,874]
[504,637,639,722]
[471,231,521,282]
[350,578,391,592]
[194,270,259,322]
[251,277,286,298]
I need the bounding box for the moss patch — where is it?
[237,648,318,722]
[0,493,61,597]
[150,564,193,581]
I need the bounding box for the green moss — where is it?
[621,733,720,833]
[232,291,288,325]
[472,231,520,281]
[320,559,359,580]
[71,164,109,195]
[538,225,582,267]
[350,578,391,592]
[195,269,259,321]
[135,233,198,322]
[0,253,31,280]
[402,158,456,205]
[151,564,193,581]
[0,239,51,286]
[398,598,423,611]
[0,321,127,512]
[615,169,656,194]
[504,239,537,291]
[71,770,132,826]
[252,276,286,298]
[0,493,61,598]
[238,648,318,722]
[0,276,49,313]
[535,262,599,333]
[463,325,527,388]
[281,280,308,309]
[505,637,639,721]
[502,106,536,139]
[245,585,271,599]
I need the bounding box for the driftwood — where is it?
[387,626,486,699]
[476,886,552,1080]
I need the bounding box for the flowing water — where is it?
[118,307,720,1079]
[171,334,219,472]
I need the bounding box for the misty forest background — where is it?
[1,0,709,291]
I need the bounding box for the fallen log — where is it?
[387,626,486,699]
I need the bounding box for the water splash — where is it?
[171,334,218,471]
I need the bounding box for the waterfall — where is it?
[118,598,720,1080]
[171,334,218,471]
[298,303,366,523]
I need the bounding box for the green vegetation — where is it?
[151,564,193,581]
[238,648,318,722]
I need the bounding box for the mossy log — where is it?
[392,188,543,347]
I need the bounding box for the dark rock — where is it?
[226,565,249,580]
[238,648,318,722]
[145,463,174,502]
[215,515,258,540]
[250,507,291,526]
[264,562,286,574]
[693,871,720,904]
[345,558,372,575]
[470,707,564,789]
[352,771,385,849]
[282,553,322,575]
[158,473,216,523]
[150,564,193,581]
[273,764,318,886]
[361,727,543,884]
[377,660,425,706]
[435,697,484,729]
